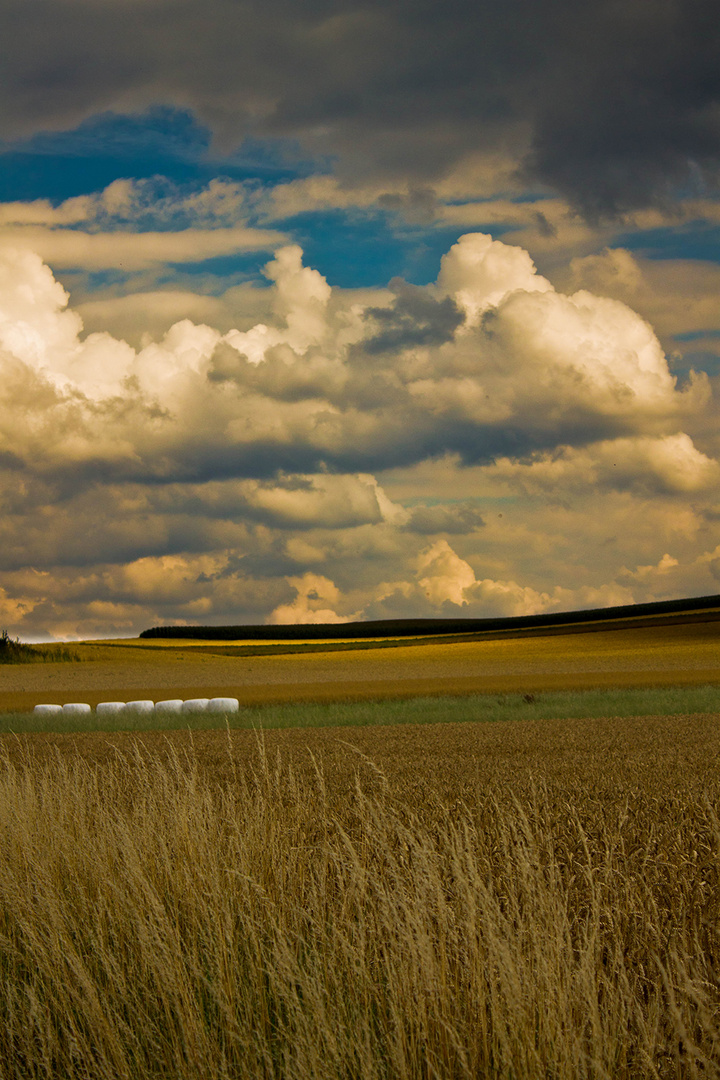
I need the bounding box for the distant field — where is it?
[1,616,718,714]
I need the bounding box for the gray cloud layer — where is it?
[2,0,720,214]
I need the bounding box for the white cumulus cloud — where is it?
[0,228,717,637]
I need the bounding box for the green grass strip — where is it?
[1,684,720,736]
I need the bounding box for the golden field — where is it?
[1,618,719,1077]
[1,617,719,713]
[0,712,719,1078]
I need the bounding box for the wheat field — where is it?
[1,618,719,714]
[0,713,719,1079]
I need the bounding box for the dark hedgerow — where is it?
[139,592,720,640]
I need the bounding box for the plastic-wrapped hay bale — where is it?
[62,703,91,717]
[207,697,240,714]
[181,698,210,714]
[124,700,155,716]
[155,699,183,715]
[33,704,63,717]
[96,702,126,717]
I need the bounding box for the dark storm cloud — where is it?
[403,502,486,535]
[364,282,464,354]
[2,0,720,214]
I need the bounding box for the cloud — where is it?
[623,552,680,582]
[0,233,712,485]
[0,476,399,580]
[403,502,485,535]
[436,232,554,322]
[263,539,558,625]
[417,539,476,606]
[1,228,719,638]
[563,247,720,346]
[76,280,281,350]
[268,572,357,625]
[414,539,556,616]
[0,178,255,231]
[0,584,36,625]
[213,473,396,530]
[0,225,284,270]
[2,1,720,215]
[364,282,464,354]
[0,179,283,276]
[487,434,720,498]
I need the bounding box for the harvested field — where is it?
[1,618,719,713]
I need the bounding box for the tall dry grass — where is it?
[0,737,718,1079]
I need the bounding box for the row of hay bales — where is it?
[32,697,240,718]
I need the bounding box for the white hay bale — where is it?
[181,698,210,714]
[155,699,184,715]
[33,704,63,717]
[207,697,240,714]
[62,703,91,717]
[96,702,126,717]
[124,700,155,716]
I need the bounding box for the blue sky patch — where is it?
[0,108,328,203]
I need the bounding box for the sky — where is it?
[1,0,720,640]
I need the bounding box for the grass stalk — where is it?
[0,741,718,1078]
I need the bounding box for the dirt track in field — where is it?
[3,712,720,804]
[2,619,720,713]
